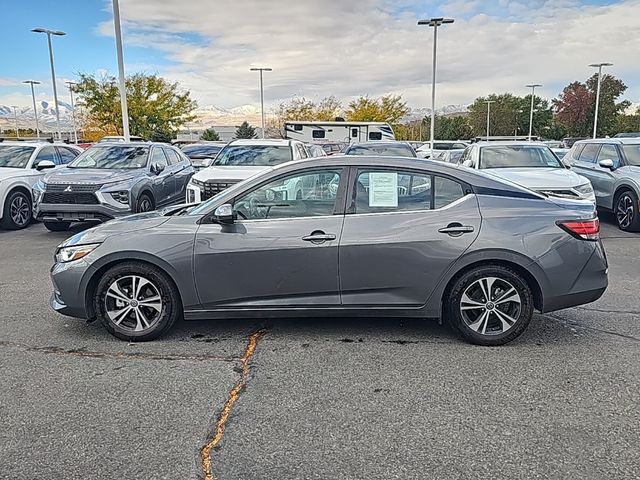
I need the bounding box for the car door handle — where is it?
[302,232,336,243]
[438,223,475,236]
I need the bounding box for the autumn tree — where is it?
[74,73,197,140]
[346,95,408,126]
[235,121,257,139]
[553,82,594,137]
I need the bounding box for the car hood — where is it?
[60,210,173,247]
[484,168,586,189]
[44,167,144,186]
[192,165,272,182]
[0,167,28,180]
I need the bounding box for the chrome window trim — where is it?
[347,193,474,218]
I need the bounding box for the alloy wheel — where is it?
[10,195,30,227]
[104,275,163,333]
[139,198,152,212]
[459,276,522,336]
[616,194,634,229]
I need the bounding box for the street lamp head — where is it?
[526,83,543,88]
[23,80,42,85]
[31,28,66,36]
[589,62,613,68]
[418,17,454,27]
[250,67,273,71]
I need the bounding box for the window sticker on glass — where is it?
[368,172,398,207]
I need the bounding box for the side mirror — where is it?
[462,160,473,167]
[598,159,615,170]
[151,162,165,175]
[35,160,56,171]
[213,203,234,224]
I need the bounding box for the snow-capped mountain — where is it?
[0,100,75,130]
[402,104,469,122]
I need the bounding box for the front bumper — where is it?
[35,201,132,223]
[50,259,94,319]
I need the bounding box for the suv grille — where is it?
[45,184,101,193]
[202,181,238,201]
[42,192,99,205]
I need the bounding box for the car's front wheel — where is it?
[446,265,534,346]
[94,261,181,341]
[135,193,154,213]
[1,190,32,230]
[615,189,640,232]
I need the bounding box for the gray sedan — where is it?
[50,156,607,345]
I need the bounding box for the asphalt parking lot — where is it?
[1,214,638,480]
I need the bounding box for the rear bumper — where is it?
[35,202,132,223]
[541,286,607,312]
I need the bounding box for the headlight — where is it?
[55,243,101,263]
[109,191,130,204]
[190,178,205,188]
[575,183,594,195]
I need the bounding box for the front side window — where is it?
[570,143,586,161]
[70,146,149,169]
[213,145,292,166]
[0,146,35,168]
[56,147,79,164]
[578,144,601,163]
[479,145,563,169]
[597,144,621,165]
[150,148,169,168]
[234,169,342,220]
[33,146,58,167]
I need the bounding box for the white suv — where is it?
[0,142,82,229]
[186,139,310,204]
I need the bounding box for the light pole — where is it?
[65,81,78,144]
[12,106,20,139]
[418,17,454,159]
[525,84,542,140]
[485,100,495,139]
[23,80,41,139]
[112,0,131,141]
[250,67,272,139]
[589,62,613,139]
[31,28,65,140]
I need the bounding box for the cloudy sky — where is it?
[1,0,639,112]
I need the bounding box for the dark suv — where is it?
[34,143,194,231]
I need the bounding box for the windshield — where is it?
[182,144,223,158]
[621,145,640,166]
[69,146,150,169]
[346,144,416,157]
[0,146,35,168]
[213,145,292,166]
[479,145,563,169]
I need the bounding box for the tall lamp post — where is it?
[12,106,20,139]
[31,28,65,140]
[525,83,542,140]
[65,81,78,144]
[485,100,495,139]
[112,0,131,141]
[418,17,454,159]
[23,80,41,139]
[250,67,272,139]
[589,62,613,139]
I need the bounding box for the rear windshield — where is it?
[182,144,223,158]
[346,144,416,157]
[621,145,640,166]
[213,145,292,166]
[479,145,563,169]
[0,146,35,168]
[69,146,150,169]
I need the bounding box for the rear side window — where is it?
[164,148,182,165]
[571,143,586,160]
[312,130,325,139]
[435,177,465,208]
[578,144,601,163]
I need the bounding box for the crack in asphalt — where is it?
[200,329,267,480]
[575,306,640,315]
[543,314,640,342]
[0,341,238,362]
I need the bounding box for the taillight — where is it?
[556,218,600,241]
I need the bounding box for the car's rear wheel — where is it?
[614,189,640,232]
[44,221,71,232]
[135,193,154,213]
[94,261,181,341]
[446,265,534,346]
[1,190,32,230]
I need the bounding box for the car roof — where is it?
[575,138,640,145]
[229,139,292,146]
[0,141,70,147]
[473,141,549,147]
[347,141,413,147]
[89,142,169,147]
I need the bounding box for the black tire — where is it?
[94,261,181,341]
[446,265,534,346]
[1,190,32,230]
[135,193,155,213]
[614,189,640,232]
[44,221,71,232]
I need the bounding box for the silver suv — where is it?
[566,138,640,231]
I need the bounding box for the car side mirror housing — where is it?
[151,162,165,175]
[35,160,56,171]
[598,159,615,170]
[213,203,234,224]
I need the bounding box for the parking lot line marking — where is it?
[0,341,238,362]
[200,328,267,480]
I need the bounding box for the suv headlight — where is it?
[190,178,205,188]
[109,191,130,204]
[55,243,101,263]
[575,183,594,195]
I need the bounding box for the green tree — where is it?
[149,129,174,143]
[74,73,197,140]
[585,74,631,136]
[201,127,221,141]
[346,95,408,126]
[616,107,640,133]
[235,121,257,139]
